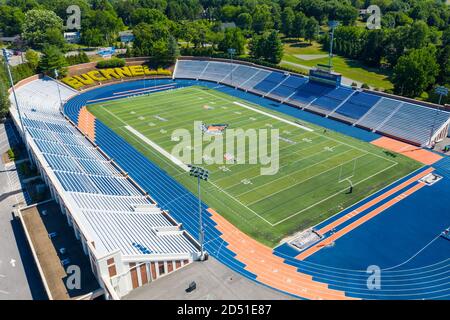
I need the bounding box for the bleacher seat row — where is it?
[10,77,199,258]
[174,60,450,146]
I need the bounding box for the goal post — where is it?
[338,158,357,184]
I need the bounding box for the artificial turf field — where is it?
[88,85,421,246]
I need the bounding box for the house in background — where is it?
[219,22,236,31]
[64,32,81,44]
[119,31,134,43]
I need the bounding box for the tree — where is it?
[438,45,450,85]
[236,13,252,30]
[130,8,168,26]
[0,5,25,36]
[81,28,105,47]
[6,0,39,12]
[252,4,274,33]
[167,35,180,63]
[361,29,385,66]
[392,46,439,98]
[249,30,283,64]
[265,30,284,64]
[133,22,177,64]
[281,7,295,37]
[292,12,308,39]
[25,49,40,69]
[304,17,319,44]
[328,2,358,25]
[218,28,245,55]
[0,64,10,119]
[166,0,203,21]
[405,21,430,50]
[220,4,241,22]
[22,9,65,49]
[38,46,68,77]
[83,10,125,45]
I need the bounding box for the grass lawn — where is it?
[281,40,394,90]
[88,85,420,246]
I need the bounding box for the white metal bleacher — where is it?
[174,59,450,146]
[10,77,199,259]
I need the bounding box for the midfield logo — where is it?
[171,121,280,176]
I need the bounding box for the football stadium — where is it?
[2,0,450,306]
[4,56,449,300]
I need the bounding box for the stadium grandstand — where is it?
[9,76,201,299]
[174,59,450,147]
[7,58,450,300]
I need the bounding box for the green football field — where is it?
[88,85,421,247]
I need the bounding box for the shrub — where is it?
[7,148,15,161]
[66,52,90,66]
[12,63,37,83]
[96,58,126,69]
[361,83,370,89]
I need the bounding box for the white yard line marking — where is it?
[125,126,190,172]
[272,162,398,226]
[196,87,398,166]
[101,107,186,174]
[218,140,336,189]
[95,86,403,228]
[245,152,364,206]
[207,179,274,226]
[233,101,314,132]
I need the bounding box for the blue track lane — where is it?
[64,79,450,300]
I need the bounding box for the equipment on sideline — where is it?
[441,228,450,240]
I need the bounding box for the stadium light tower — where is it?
[428,86,449,147]
[228,48,236,87]
[189,165,209,261]
[436,86,449,106]
[2,48,25,136]
[54,69,64,113]
[328,21,340,69]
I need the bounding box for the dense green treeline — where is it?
[0,0,449,104]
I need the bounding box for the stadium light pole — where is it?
[436,86,448,106]
[54,69,64,114]
[428,86,449,147]
[2,49,25,136]
[328,21,340,69]
[228,48,236,87]
[2,48,33,168]
[189,165,209,261]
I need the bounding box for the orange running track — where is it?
[208,208,357,300]
[296,182,426,260]
[78,106,96,141]
[371,137,442,165]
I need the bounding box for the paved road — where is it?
[0,121,46,300]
